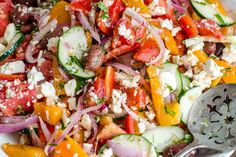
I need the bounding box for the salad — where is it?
[0,0,235,156]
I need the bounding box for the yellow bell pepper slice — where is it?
[161,29,180,55]
[122,0,150,16]
[193,50,209,63]
[53,57,66,96]
[34,102,62,125]
[53,136,89,157]
[214,60,236,83]
[147,66,181,126]
[49,1,71,25]
[3,144,46,157]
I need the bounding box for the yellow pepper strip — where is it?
[49,1,71,25]
[34,102,62,125]
[161,29,180,55]
[53,57,66,96]
[193,50,209,63]
[214,60,236,83]
[53,136,89,157]
[147,66,180,126]
[2,144,46,157]
[122,0,150,17]
[211,76,222,87]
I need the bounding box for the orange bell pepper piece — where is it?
[147,66,180,126]
[122,0,150,16]
[53,58,66,96]
[105,66,115,100]
[0,73,25,81]
[49,1,71,25]
[161,29,180,55]
[214,60,236,83]
[3,144,46,157]
[53,136,89,157]
[193,50,209,63]
[34,102,62,125]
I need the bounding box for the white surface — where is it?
[0,133,19,157]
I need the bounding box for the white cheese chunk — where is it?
[64,79,77,97]
[118,23,133,41]
[0,61,25,74]
[202,59,222,78]
[27,66,45,89]
[221,44,236,64]
[4,23,16,44]
[110,89,127,113]
[161,19,173,30]
[81,113,92,131]
[40,82,56,98]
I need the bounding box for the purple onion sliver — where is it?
[0,115,38,133]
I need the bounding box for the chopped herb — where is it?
[215,13,225,24]
[165,106,176,117]
[16,105,25,115]
[76,79,86,92]
[21,128,39,135]
[136,38,143,43]
[58,82,65,89]
[98,97,106,104]
[98,2,109,19]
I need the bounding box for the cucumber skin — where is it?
[0,34,25,62]
[190,0,235,27]
[57,26,95,79]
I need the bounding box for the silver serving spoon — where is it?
[175,84,236,157]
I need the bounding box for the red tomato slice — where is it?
[0,1,12,37]
[125,114,135,134]
[126,88,147,109]
[134,38,160,63]
[38,60,53,81]
[197,19,223,39]
[93,77,106,99]
[71,0,92,14]
[97,0,125,34]
[0,82,37,116]
[178,15,199,38]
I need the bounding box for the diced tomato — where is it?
[126,88,147,109]
[178,15,199,38]
[144,0,153,5]
[0,74,25,81]
[125,114,135,134]
[97,0,125,34]
[105,66,115,100]
[0,0,12,37]
[16,35,32,54]
[93,77,106,99]
[174,30,187,56]
[112,17,136,49]
[70,0,92,15]
[38,60,53,81]
[134,38,160,63]
[197,19,223,39]
[0,82,37,116]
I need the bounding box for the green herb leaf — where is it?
[165,106,176,117]
[98,2,109,19]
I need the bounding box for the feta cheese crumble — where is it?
[221,44,236,64]
[118,24,133,41]
[27,66,45,89]
[159,71,177,97]
[110,89,127,113]
[115,72,140,88]
[0,61,25,75]
[4,23,16,43]
[161,19,174,30]
[40,82,56,98]
[64,79,77,97]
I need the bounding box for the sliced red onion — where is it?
[39,117,51,141]
[124,8,165,65]
[58,67,70,81]
[29,125,44,147]
[77,11,101,43]
[68,7,76,26]
[0,116,26,124]
[48,105,102,153]
[106,140,147,157]
[89,113,98,141]
[0,115,38,133]
[107,62,139,76]
[44,125,60,155]
[172,3,187,13]
[25,19,57,63]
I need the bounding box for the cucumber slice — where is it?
[190,0,235,27]
[108,134,158,157]
[0,33,25,62]
[159,63,182,97]
[181,74,190,92]
[180,86,202,124]
[142,126,185,152]
[58,26,95,78]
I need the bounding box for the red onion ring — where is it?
[124,8,165,65]
[58,67,70,81]
[107,62,139,76]
[77,11,101,43]
[0,115,38,133]
[29,125,44,147]
[48,105,102,153]
[39,117,51,141]
[68,7,76,26]
[106,140,147,157]
[25,19,57,63]
[0,116,26,124]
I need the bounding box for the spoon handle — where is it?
[175,140,207,157]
